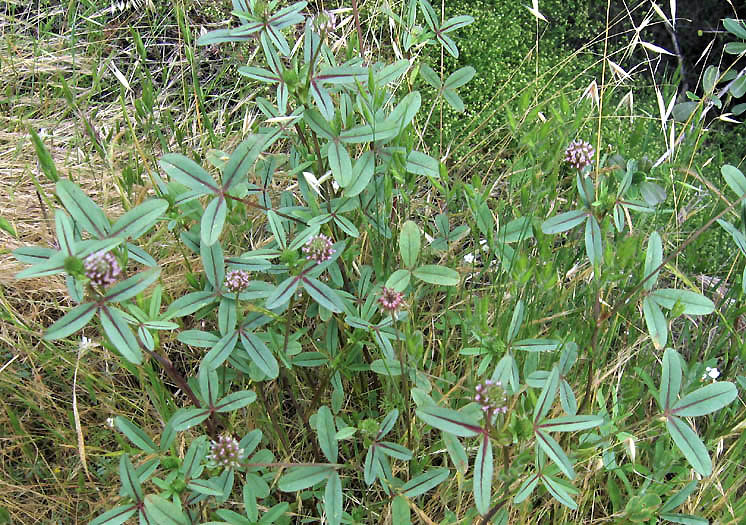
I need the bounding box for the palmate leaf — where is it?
[202,330,239,370]
[119,454,143,501]
[114,417,158,453]
[214,390,256,412]
[223,134,266,191]
[443,66,476,90]
[474,434,493,515]
[584,215,602,266]
[666,415,712,476]
[328,139,352,187]
[201,239,225,289]
[537,415,603,433]
[533,367,560,423]
[164,291,216,319]
[513,473,540,504]
[265,276,301,310]
[376,441,412,460]
[405,150,440,177]
[171,407,211,431]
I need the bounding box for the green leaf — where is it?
[584,215,602,266]
[703,65,719,93]
[377,409,399,440]
[43,302,98,341]
[302,277,345,313]
[498,217,534,243]
[171,407,211,431]
[344,151,375,197]
[278,465,333,492]
[644,232,663,290]
[89,506,137,525]
[303,108,334,140]
[203,330,239,370]
[316,406,338,463]
[160,153,219,195]
[56,180,110,238]
[507,300,524,343]
[443,431,468,474]
[143,495,188,525]
[405,151,440,177]
[377,441,413,460]
[442,89,465,112]
[513,474,539,504]
[415,405,481,437]
[541,210,587,234]
[659,513,708,525]
[201,240,225,289]
[535,429,575,479]
[164,291,216,318]
[730,76,746,98]
[717,219,746,255]
[119,454,142,500]
[324,472,343,525]
[399,220,421,269]
[418,64,441,89]
[512,339,562,352]
[640,181,666,206]
[660,348,683,411]
[444,66,476,89]
[385,269,411,291]
[538,415,603,432]
[215,390,257,412]
[114,417,157,453]
[99,306,142,364]
[724,18,746,40]
[187,478,225,496]
[29,127,59,182]
[265,276,300,310]
[328,140,352,188]
[201,196,227,246]
[391,496,411,525]
[401,468,450,498]
[474,435,493,515]
[722,164,746,198]
[542,475,578,510]
[672,382,738,417]
[666,415,711,476]
[109,199,168,240]
[533,367,560,423]
[240,332,279,379]
[650,289,715,315]
[104,268,161,303]
[441,14,474,33]
[643,296,668,350]
[375,59,410,85]
[223,135,266,191]
[412,265,460,286]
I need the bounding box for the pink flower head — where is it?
[378,287,404,313]
[302,234,335,264]
[207,435,244,469]
[564,139,595,171]
[83,250,121,287]
[474,379,508,418]
[224,269,251,293]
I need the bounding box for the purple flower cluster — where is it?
[302,234,335,263]
[378,287,404,313]
[474,379,508,419]
[314,9,337,34]
[207,435,244,469]
[224,269,251,293]
[83,250,121,287]
[564,139,595,171]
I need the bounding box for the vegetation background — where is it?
[1,0,746,523]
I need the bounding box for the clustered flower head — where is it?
[207,435,244,469]
[564,139,595,171]
[378,287,405,313]
[302,234,335,264]
[84,250,121,287]
[702,366,720,381]
[224,269,251,293]
[314,9,337,35]
[474,379,508,419]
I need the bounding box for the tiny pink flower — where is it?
[379,287,404,313]
[474,379,508,419]
[224,269,251,293]
[207,435,244,469]
[302,234,335,264]
[83,250,121,287]
[564,139,595,171]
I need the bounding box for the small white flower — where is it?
[105,417,115,429]
[463,252,476,264]
[703,366,720,381]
